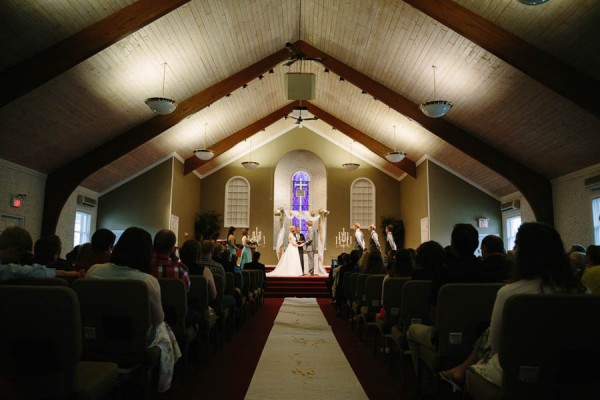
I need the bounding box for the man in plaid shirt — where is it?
[150,229,190,292]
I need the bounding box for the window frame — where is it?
[224,176,250,228]
[73,210,92,247]
[350,177,376,228]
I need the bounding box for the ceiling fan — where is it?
[285,106,318,124]
[283,42,325,67]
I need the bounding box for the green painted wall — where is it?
[171,159,202,245]
[398,161,429,249]
[200,128,402,265]
[428,160,501,248]
[97,158,172,236]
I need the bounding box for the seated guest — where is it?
[76,228,116,272]
[360,250,386,275]
[407,223,488,391]
[179,239,217,302]
[85,227,180,393]
[0,227,79,280]
[33,236,61,267]
[200,240,236,312]
[45,235,72,270]
[413,240,445,280]
[581,245,600,294]
[479,235,512,282]
[440,222,586,389]
[244,251,266,290]
[150,229,190,292]
[391,248,416,277]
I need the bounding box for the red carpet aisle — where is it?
[245,298,368,400]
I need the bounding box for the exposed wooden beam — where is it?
[403,0,600,119]
[304,103,417,178]
[184,102,301,174]
[0,0,190,108]
[41,48,291,235]
[297,41,553,223]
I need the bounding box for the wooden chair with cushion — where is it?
[466,293,600,400]
[211,274,231,344]
[158,278,198,382]
[416,282,503,394]
[0,285,119,400]
[188,275,218,357]
[358,274,385,341]
[374,277,409,359]
[71,279,161,399]
[389,279,431,382]
[351,274,369,329]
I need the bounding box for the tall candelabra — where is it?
[335,228,353,250]
[251,227,266,247]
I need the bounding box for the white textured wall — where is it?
[0,158,99,256]
[0,158,46,240]
[56,187,99,256]
[552,163,600,247]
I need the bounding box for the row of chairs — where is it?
[0,268,266,399]
[339,273,600,398]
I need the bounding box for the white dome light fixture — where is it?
[420,65,452,118]
[385,125,406,163]
[193,123,214,161]
[242,139,259,169]
[342,140,360,171]
[145,63,178,115]
[517,0,550,5]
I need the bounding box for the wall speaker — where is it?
[284,73,316,100]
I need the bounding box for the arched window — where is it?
[291,171,310,235]
[351,178,375,227]
[224,176,250,227]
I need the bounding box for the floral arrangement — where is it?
[274,207,284,216]
[318,208,330,217]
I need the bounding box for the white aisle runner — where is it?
[245,298,368,400]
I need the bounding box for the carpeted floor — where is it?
[164,297,412,399]
[246,298,368,399]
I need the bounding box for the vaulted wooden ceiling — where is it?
[0,0,598,233]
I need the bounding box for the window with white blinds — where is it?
[224,176,250,227]
[350,178,375,227]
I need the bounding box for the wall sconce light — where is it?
[478,218,489,228]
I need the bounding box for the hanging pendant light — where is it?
[420,65,452,118]
[145,63,177,114]
[342,140,360,171]
[385,125,406,163]
[242,139,259,169]
[194,123,214,160]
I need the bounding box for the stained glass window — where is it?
[291,171,310,236]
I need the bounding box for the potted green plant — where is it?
[194,210,222,241]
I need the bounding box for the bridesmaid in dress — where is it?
[239,228,253,270]
[226,226,237,258]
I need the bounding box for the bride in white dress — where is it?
[267,226,304,277]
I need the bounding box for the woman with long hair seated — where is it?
[439,222,586,391]
[86,227,181,393]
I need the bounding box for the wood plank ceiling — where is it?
[0,0,599,230]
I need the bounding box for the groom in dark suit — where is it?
[294,225,305,274]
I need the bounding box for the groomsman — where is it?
[385,224,397,254]
[353,222,365,256]
[368,224,381,252]
[305,221,315,275]
[294,225,306,272]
